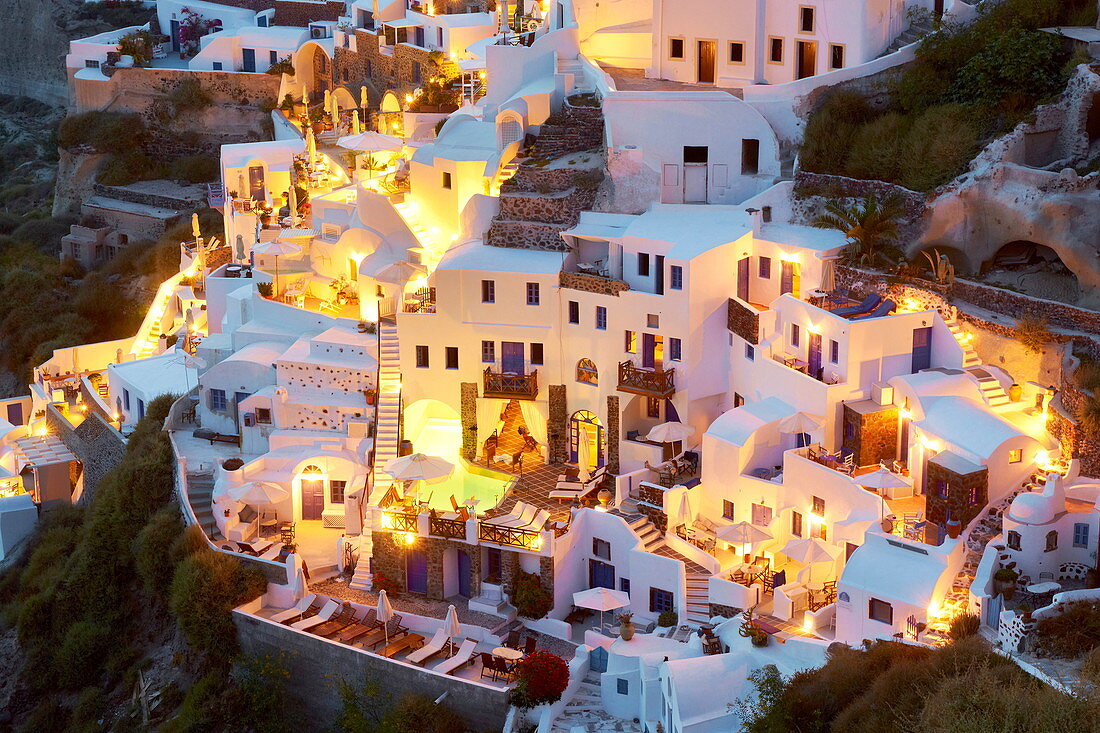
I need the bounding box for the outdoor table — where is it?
[493,646,524,664]
[806,580,825,592]
[1027,581,1061,594]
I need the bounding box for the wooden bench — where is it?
[193,428,241,445]
[376,633,424,659]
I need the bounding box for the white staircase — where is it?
[393,200,445,268]
[550,672,642,733]
[130,272,183,359]
[685,573,710,625]
[369,319,402,505]
[348,535,373,591]
[627,515,666,553]
[555,53,585,93]
[944,317,981,368]
[968,367,1011,409]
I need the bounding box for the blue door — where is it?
[589,645,608,673]
[170,20,181,52]
[407,550,428,593]
[415,26,425,47]
[590,559,615,589]
[808,332,822,380]
[457,549,471,598]
[912,327,932,373]
[737,257,749,301]
[242,48,256,73]
[501,341,524,374]
[6,402,22,425]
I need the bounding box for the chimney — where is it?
[745,207,761,236]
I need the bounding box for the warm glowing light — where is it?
[112,412,120,421]
[381,513,393,529]
[405,93,414,104]
[927,601,941,618]
[1034,450,1049,466]
[807,322,821,335]
[403,532,416,546]
[903,299,922,312]
[900,408,912,420]
[37,425,49,437]
[529,535,543,550]
[478,70,486,79]
[779,252,801,264]
[802,616,814,631]
[809,513,825,524]
[920,436,940,451]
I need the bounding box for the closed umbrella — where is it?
[305,127,317,167]
[323,89,331,115]
[287,182,298,220]
[820,257,838,294]
[360,85,369,110]
[351,109,361,135]
[234,234,245,262]
[576,423,592,482]
[228,480,290,505]
[677,489,691,523]
[778,411,823,448]
[301,85,309,105]
[376,589,394,647]
[253,238,302,296]
[191,212,201,240]
[443,603,461,656]
[237,171,246,199]
[330,95,340,129]
[572,586,630,631]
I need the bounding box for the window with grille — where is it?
[670,337,682,361]
[415,345,429,368]
[526,282,540,306]
[481,280,495,302]
[499,118,523,147]
[568,300,579,323]
[482,341,495,363]
[723,500,735,519]
[1074,523,1090,547]
[670,265,683,289]
[209,389,227,411]
[596,306,607,330]
[650,587,674,613]
[330,480,346,503]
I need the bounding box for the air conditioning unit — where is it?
[871,382,894,406]
[310,26,326,39]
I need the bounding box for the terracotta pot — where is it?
[946,519,962,539]
[619,620,635,641]
[597,488,612,506]
[1008,383,1022,402]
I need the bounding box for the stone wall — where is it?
[69,67,279,120]
[91,183,205,211]
[841,404,899,468]
[45,404,125,502]
[371,530,407,589]
[498,187,595,225]
[460,382,478,461]
[486,219,573,250]
[559,272,630,296]
[335,32,461,103]
[727,298,760,345]
[548,384,568,463]
[924,460,988,529]
[371,530,481,601]
[710,603,743,619]
[606,395,620,474]
[274,0,345,25]
[234,612,509,730]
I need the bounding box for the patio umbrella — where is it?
[443,603,461,656]
[716,521,772,558]
[376,589,394,647]
[855,465,911,492]
[228,480,289,505]
[375,259,426,284]
[779,537,841,585]
[287,182,298,219]
[306,127,318,167]
[778,411,823,448]
[237,171,246,199]
[191,212,201,240]
[234,234,245,261]
[384,453,454,501]
[301,85,309,105]
[572,587,630,631]
[323,88,332,115]
[576,424,592,482]
[337,131,403,153]
[351,109,361,135]
[677,489,692,523]
[253,238,302,296]
[646,420,694,456]
[820,257,838,294]
[330,95,340,129]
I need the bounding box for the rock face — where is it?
[0,0,104,106]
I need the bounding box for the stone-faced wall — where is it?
[924,460,988,528]
[45,404,125,502]
[548,384,568,463]
[460,382,478,460]
[727,298,760,345]
[335,32,461,103]
[371,530,407,589]
[842,404,899,467]
[559,271,629,296]
[70,67,279,120]
[274,0,345,25]
[371,531,483,601]
[606,395,620,474]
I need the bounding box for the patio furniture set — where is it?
[551,465,607,502]
[645,452,699,488]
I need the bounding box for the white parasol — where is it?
[374,259,426,284]
[645,421,694,444]
[253,239,302,296]
[337,131,403,152]
[855,466,911,492]
[576,423,592,482]
[228,480,290,505]
[384,453,454,482]
[572,586,630,631]
[376,589,394,647]
[779,537,841,585]
[443,603,461,655]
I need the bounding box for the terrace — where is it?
[483,367,539,400]
[618,360,675,399]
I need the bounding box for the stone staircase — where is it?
[944,316,981,368]
[392,199,441,267]
[551,671,642,733]
[368,319,402,505]
[881,17,934,56]
[348,535,373,590]
[626,516,711,624]
[627,515,667,553]
[186,472,224,543]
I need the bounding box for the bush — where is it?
[511,571,552,620]
[1082,646,1100,691]
[897,104,980,191]
[169,547,267,662]
[168,78,213,111]
[845,113,909,182]
[948,612,981,641]
[169,155,219,183]
[801,92,875,174]
[97,150,160,186]
[1036,600,1100,658]
[658,610,678,627]
[133,505,185,597]
[55,621,112,689]
[509,651,569,709]
[1014,315,1054,354]
[58,111,148,154]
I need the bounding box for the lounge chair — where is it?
[376,632,424,658]
[433,638,478,675]
[312,602,358,637]
[852,299,895,320]
[359,615,409,649]
[269,593,318,624]
[831,293,881,318]
[334,608,379,644]
[497,502,538,527]
[291,599,340,631]
[406,628,450,665]
[526,509,550,531]
[549,466,607,502]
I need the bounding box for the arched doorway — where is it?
[299,464,324,520]
[569,410,605,470]
[982,241,1080,304]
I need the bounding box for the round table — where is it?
[1027,581,1061,594]
[805,581,825,592]
[493,646,524,662]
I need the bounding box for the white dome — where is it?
[1008,491,1057,525]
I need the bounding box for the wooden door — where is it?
[808,333,822,380]
[796,41,816,80]
[301,479,324,520]
[737,257,750,301]
[248,165,266,201]
[697,40,716,84]
[501,341,524,374]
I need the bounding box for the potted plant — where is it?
[1019,603,1033,622]
[993,568,1019,600]
[618,612,636,641]
[657,610,678,629]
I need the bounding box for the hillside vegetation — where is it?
[802,0,1097,191]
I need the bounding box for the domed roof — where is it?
[1008,491,1057,525]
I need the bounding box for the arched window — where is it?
[576,358,598,385]
[499,117,523,148]
[301,464,323,475]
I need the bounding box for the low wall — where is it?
[233,609,510,730]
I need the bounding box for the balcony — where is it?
[477,520,543,551]
[617,361,675,399]
[559,270,630,297]
[483,367,538,400]
[429,514,467,540]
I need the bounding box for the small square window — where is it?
[526,282,540,306]
[209,389,227,412]
[723,500,735,519]
[830,44,845,70]
[593,538,611,560]
[255,407,272,424]
[745,343,755,361]
[442,171,452,189]
[646,397,661,418]
[812,496,825,515]
[647,314,659,329]
[481,340,495,363]
[212,61,223,71]
[1073,523,1090,548]
[638,253,650,277]
[530,343,544,365]
[568,300,579,323]
[758,257,771,279]
[669,38,684,59]
[670,337,682,361]
[445,346,458,369]
[415,345,429,368]
[734,392,745,407]
[330,480,346,503]
[650,587,674,613]
[729,42,744,64]
[85,59,100,69]
[1008,449,1022,463]
[617,678,629,695]
[596,306,607,330]
[769,37,783,63]
[868,598,892,625]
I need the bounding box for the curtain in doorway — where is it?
[518,399,548,450]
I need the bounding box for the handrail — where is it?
[382,509,419,533]
[617,361,675,398]
[483,367,539,399]
[430,515,467,539]
[478,520,543,551]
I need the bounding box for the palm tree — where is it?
[811,194,906,267]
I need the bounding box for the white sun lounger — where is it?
[268,593,317,624]
[433,638,477,675]
[291,599,338,631]
[496,502,538,527]
[406,628,450,665]
[526,508,550,531]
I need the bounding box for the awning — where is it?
[384,18,422,28]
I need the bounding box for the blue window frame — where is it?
[619,578,631,596]
[830,339,839,363]
[209,389,227,411]
[1074,522,1090,548]
[568,300,579,323]
[526,282,540,306]
[650,587,674,613]
[481,340,495,363]
[670,265,683,290]
[596,306,607,330]
[617,678,629,695]
[212,61,223,70]
[670,337,682,361]
[759,257,771,278]
[745,343,755,361]
[122,388,131,411]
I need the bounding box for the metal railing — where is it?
[617,361,675,398]
[478,520,543,551]
[483,367,539,400]
[430,515,467,540]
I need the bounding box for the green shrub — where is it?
[97,150,160,186]
[949,29,1065,110]
[1082,646,1100,691]
[1013,315,1054,354]
[169,155,219,183]
[948,612,981,641]
[1036,600,1100,658]
[897,104,980,191]
[133,505,185,597]
[169,548,267,661]
[845,113,909,183]
[511,571,552,619]
[58,111,148,154]
[168,78,213,111]
[801,91,875,174]
[658,610,678,627]
[55,621,112,689]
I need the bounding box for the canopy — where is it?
[227,480,289,505]
[854,466,911,491]
[646,421,694,443]
[573,586,630,612]
[337,131,403,152]
[253,239,302,257]
[384,453,454,482]
[778,412,823,434]
[779,537,841,564]
[715,521,772,546]
[375,260,426,284]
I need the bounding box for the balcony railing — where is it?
[483,367,539,400]
[478,520,543,551]
[617,361,676,398]
[429,515,466,540]
[381,510,419,533]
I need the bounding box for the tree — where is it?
[811,194,906,267]
[509,651,569,709]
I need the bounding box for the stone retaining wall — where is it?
[487,219,571,251]
[91,183,204,212]
[45,404,125,502]
[234,611,509,730]
[727,298,760,345]
[499,187,594,224]
[559,271,629,296]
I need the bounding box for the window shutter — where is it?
[662,164,679,187]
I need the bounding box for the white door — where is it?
[683,164,707,203]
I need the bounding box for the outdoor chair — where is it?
[290,599,340,631]
[433,638,478,675]
[522,636,537,655]
[334,608,379,644]
[831,293,881,318]
[550,466,606,502]
[504,630,520,649]
[360,615,409,649]
[479,653,500,680]
[312,602,358,637]
[826,288,849,308]
[406,628,450,665]
[853,299,896,320]
[491,656,515,681]
[270,593,318,624]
